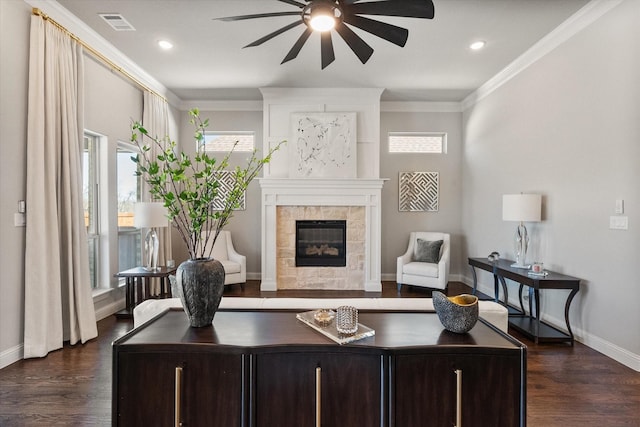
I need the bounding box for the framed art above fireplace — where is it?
[289,112,357,179]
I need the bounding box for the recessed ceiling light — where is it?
[158,40,173,50]
[470,40,486,50]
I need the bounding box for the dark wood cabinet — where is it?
[115,349,243,426]
[113,309,526,427]
[255,352,382,426]
[394,352,523,427]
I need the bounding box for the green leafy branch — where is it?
[131,108,284,259]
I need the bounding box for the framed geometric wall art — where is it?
[211,170,245,211]
[399,172,439,212]
[289,112,357,178]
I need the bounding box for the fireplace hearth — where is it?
[296,220,346,267]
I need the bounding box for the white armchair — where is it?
[204,230,246,286]
[397,232,450,291]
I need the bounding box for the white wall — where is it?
[380,111,464,279]
[462,0,639,369]
[0,0,31,368]
[84,57,143,318]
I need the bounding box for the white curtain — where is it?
[142,92,173,293]
[24,16,98,358]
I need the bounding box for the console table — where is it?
[114,266,177,318]
[468,257,581,345]
[113,309,526,426]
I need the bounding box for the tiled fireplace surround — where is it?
[277,206,364,290]
[259,179,386,292]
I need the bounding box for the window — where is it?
[117,143,141,272]
[83,132,141,291]
[201,132,255,152]
[83,134,100,289]
[388,132,446,154]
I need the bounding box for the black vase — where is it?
[176,258,225,327]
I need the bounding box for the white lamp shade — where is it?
[134,202,169,228]
[502,194,541,222]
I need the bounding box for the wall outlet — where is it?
[14,213,26,227]
[609,216,628,230]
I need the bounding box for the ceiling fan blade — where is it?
[215,11,301,22]
[347,0,435,19]
[334,22,374,64]
[244,21,303,47]
[282,27,313,64]
[320,32,335,69]
[343,14,408,47]
[277,0,306,7]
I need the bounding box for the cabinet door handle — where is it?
[455,369,462,427]
[315,366,321,427]
[175,366,183,427]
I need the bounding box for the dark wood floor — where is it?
[1,281,638,426]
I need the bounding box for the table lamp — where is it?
[134,202,169,271]
[502,194,541,269]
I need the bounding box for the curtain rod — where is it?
[32,7,168,103]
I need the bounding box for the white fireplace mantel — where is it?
[259,178,387,291]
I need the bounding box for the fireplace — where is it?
[295,220,346,267]
[259,178,386,291]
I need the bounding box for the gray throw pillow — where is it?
[414,239,443,263]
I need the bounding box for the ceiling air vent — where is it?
[98,13,135,31]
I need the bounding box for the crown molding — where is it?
[25,0,181,107]
[179,100,264,112]
[462,0,624,111]
[381,101,462,113]
[182,99,464,113]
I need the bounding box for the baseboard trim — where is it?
[95,299,126,322]
[0,343,23,370]
[247,272,261,281]
[537,311,640,372]
[380,273,463,286]
[463,275,640,372]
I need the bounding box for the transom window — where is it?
[388,132,446,154]
[201,132,255,152]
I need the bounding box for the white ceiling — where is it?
[53,0,591,102]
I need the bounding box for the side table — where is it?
[468,257,581,345]
[114,266,177,319]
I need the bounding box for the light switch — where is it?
[615,199,624,214]
[609,216,628,230]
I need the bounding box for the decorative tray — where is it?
[296,310,375,345]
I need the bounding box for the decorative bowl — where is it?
[433,291,479,333]
[313,309,335,327]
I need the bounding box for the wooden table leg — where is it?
[126,278,133,312]
[470,265,478,295]
[135,277,143,305]
[144,277,151,301]
[564,289,579,346]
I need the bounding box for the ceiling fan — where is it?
[215,0,435,69]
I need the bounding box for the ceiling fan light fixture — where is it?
[310,14,335,32]
[304,1,342,32]
[217,0,435,69]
